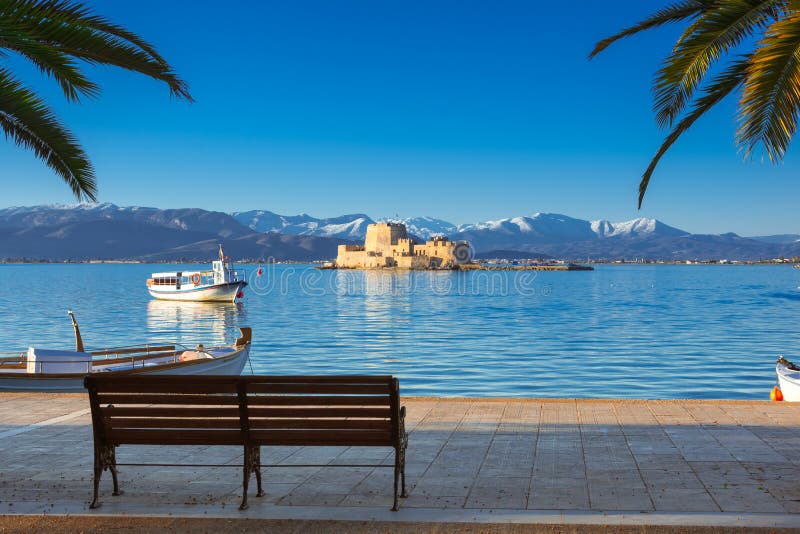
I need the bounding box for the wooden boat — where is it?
[0,312,252,392]
[776,356,800,401]
[147,245,247,302]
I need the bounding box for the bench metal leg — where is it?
[392,447,400,511]
[254,447,265,497]
[90,457,102,509]
[240,445,262,510]
[240,447,251,510]
[400,439,408,498]
[90,444,117,509]
[109,447,122,496]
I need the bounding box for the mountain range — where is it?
[1,204,798,261]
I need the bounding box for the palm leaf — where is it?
[653,0,781,128]
[737,5,800,161]
[589,0,712,59]
[0,68,95,200]
[0,0,193,102]
[639,58,750,207]
[0,19,99,101]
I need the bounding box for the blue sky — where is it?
[1,0,798,235]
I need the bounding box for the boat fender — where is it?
[180,351,213,361]
[191,274,201,285]
[180,351,200,362]
[771,386,784,402]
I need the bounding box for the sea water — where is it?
[0,263,797,399]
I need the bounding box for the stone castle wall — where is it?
[336,222,470,270]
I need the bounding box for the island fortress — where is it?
[336,222,472,269]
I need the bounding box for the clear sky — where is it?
[1,0,798,235]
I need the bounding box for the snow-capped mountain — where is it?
[0,205,346,261]
[589,217,688,238]
[0,203,250,238]
[232,210,374,240]
[2,204,799,261]
[381,216,457,239]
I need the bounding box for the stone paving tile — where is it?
[3,395,800,517]
[706,484,786,513]
[690,461,761,488]
[413,476,474,497]
[587,485,654,511]
[464,476,529,509]
[639,468,705,490]
[528,482,590,510]
[648,487,720,512]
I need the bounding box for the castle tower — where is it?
[364,222,407,255]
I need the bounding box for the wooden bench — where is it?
[84,375,409,510]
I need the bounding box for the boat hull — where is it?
[0,344,250,392]
[148,282,246,303]
[777,361,800,401]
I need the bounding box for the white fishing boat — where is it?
[0,312,252,392]
[147,245,247,302]
[776,356,800,401]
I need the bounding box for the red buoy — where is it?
[237,291,244,299]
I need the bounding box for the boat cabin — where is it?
[146,259,243,289]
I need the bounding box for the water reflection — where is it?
[146,300,245,347]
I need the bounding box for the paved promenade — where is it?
[1,394,799,529]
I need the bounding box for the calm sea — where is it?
[1,263,798,399]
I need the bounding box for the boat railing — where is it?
[27,360,94,374]
[1,342,223,371]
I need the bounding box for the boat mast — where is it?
[67,310,84,352]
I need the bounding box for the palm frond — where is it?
[589,0,712,59]
[653,0,782,128]
[639,58,750,207]
[737,6,800,161]
[0,0,193,102]
[0,19,99,101]
[0,68,95,200]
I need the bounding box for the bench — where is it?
[84,375,409,510]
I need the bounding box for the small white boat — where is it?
[147,245,247,302]
[0,312,252,392]
[776,356,800,401]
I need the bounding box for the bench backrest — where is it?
[84,375,401,448]
[85,375,245,446]
[244,376,399,447]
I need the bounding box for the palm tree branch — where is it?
[639,58,750,207]
[653,0,781,128]
[0,0,193,101]
[737,6,800,160]
[590,0,713,59]
[0,20,99,101]
[0,67,95,200]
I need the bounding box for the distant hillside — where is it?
[0,205,347,261]
[2,204,799,261]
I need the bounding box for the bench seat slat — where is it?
[91,384,240,394]
[247,395,390,406]
[250,429,393,446]
[246,376,392,384]
[249,418,392,430]
[246,384,390,394]
[100,406,241,418]
[106,429,243,446]
[247,407,390,418]
[104,417,241,429]
[97,393,240,405]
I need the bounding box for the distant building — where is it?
[336,222,471,269]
